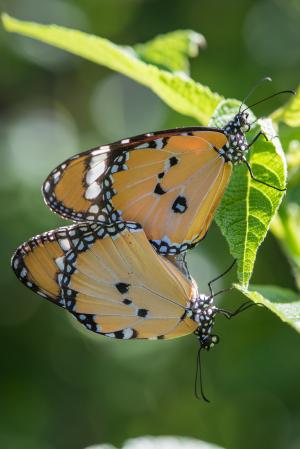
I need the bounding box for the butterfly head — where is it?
[187,294,220,351]
[220,111,252,165]
[220,85,295,166]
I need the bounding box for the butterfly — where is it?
[12,220,234,347]
[42,88,292,256]
[12,220,259,400]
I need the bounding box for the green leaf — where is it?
[86,437,225,449]
[134,29,206,74]
[271,86,300,127]
[123,437,225,449]
[271,202,300,290]
[1,14,221,124]
[85,445,116,449]
[209,98,253,128]
[270,122,300,289]
[235,284,300,333]
[214,105,287,287]
[278,123,300,185]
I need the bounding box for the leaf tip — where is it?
[1,13,21,33]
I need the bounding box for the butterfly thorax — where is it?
[186,294,219,350]
[219,112,251,165]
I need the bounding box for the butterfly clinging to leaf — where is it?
[42,84,293,256]
[13,220,254,401]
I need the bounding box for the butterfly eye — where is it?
[242,123,251,133]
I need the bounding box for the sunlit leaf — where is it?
[85,445,116,449]
[1,14,221,125]
[85,437,225,449]
[272,86,300,127]
[123,436,225,449]
[235,283,300,333]
[208,98,252,128]
[134,29,206,74]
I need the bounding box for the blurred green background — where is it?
[1,1,300,449]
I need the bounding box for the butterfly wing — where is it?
[42,127,231,253]
[12,221,198,339]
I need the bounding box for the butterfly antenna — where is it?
[242,89,295,113]
[217,300,266,319]
[239,76,272,113]
[194,348,210,402]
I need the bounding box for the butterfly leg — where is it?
[217,301,265,319]
[243,157,286,191]
[208,259,236,296]
[247,130,268,149]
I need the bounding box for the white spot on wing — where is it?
[155,138,164,149]
[44,181,50,193]
[106,333,116,338]
[85,183,101,200]
[84,234,94,242]
[57,273,64,286]
[53,172,61,184]
[86,161,106,184]
[55,256,65,271]
[111,165,119,173]
[89,204,99,213]
[136,142,149,149]
[123,328,134,339]
[59,238,71,251]
[89,153,107,168]
[91,146,110,156]
[176,204,185,213]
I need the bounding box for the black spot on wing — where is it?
[172,196,188,214]
[157,172,165,179]
[123,298,132,305]
[169,156,179,167]
[154,183,167,195]
[137,308,149,318]
[115,282,130,294]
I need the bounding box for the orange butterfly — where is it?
[12,220,239,347]
[43,105,286,256]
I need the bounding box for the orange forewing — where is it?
[42,128,230,253]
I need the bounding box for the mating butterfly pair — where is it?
[12,92,288,350]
